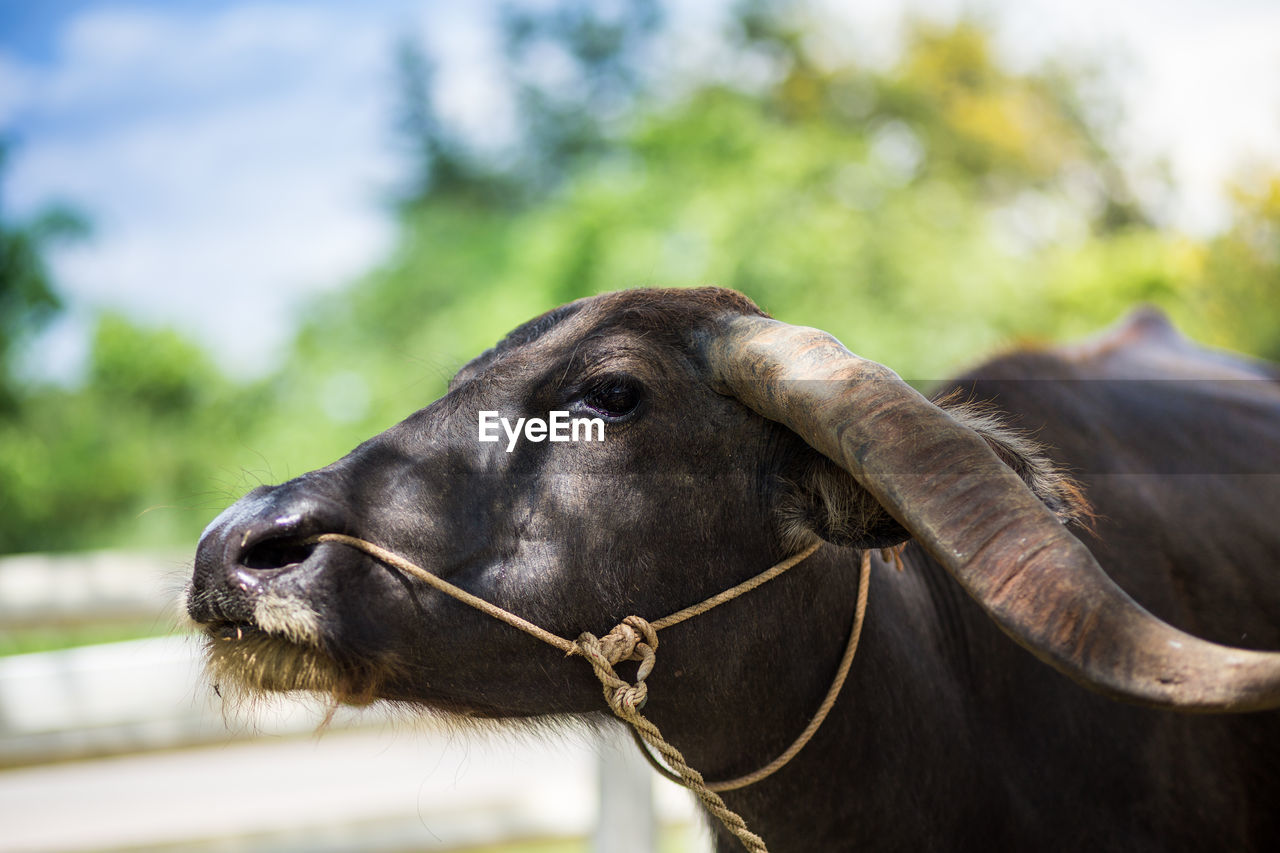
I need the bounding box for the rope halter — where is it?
[304,533,884,853]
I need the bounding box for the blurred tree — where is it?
[320,1,1189,392]
[499,0,662,195]
[88,314,222,416]
[4,2,1277,558]
[1196,173,1280,359]
[395,0,662,210]
[332,0,1187,379]
[0,313,243,552]
[393,37,515,208]
[0,140,88,412]
[729,2,1146,228]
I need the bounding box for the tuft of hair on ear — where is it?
[776,455,912,554]
[933,390,1093,529]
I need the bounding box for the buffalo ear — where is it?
[775,452,911,552]
[776,396,1088,552]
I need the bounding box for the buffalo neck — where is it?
[629,546,987,850]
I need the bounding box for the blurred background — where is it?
[0,0,1277,850]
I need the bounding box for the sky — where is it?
[1,0,1278,382]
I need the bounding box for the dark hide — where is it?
[189,291,1280,851]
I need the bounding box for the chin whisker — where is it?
[202,631,391,711]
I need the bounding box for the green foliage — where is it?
[0,313,266,552]
[89,314,222,414]
[305,14,1239,385]
[0,141,89,410]
[1195,175,1280,359]
[2,5,1278,555]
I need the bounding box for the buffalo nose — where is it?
[189,484,344,623]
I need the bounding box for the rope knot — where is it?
[599,615,658,670]
[576,615,658,714]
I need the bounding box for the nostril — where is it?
[240,537,317,571]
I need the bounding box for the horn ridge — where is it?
[704,313,1280,712]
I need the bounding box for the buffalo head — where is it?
[187,287,1280,718]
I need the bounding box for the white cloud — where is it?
[7,3,410,379]
[0,51,35,125]
[42,5,383,117]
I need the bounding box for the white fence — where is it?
[0,550,712,853]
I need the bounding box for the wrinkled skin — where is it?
[189,290,1280,851]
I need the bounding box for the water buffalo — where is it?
[188,288,1280,851]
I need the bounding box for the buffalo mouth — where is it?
[192,539,388,706]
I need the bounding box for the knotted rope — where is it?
[577,615,660,714]
[307,533,877,853]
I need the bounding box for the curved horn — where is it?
[703,314,1280,712]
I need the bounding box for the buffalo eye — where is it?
[582,377,643,420]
